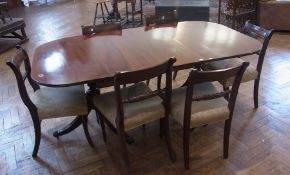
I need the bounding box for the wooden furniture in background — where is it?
[202,21,274,108]
[155,0,209,22]
[93,0,111,25]
[144,10,178,27]
[125,0,143,26]
[81,23,122,37]
[31,21,262,87]
[93,58,176,174]
[258,0,290,31]
[218,0,257,30]
[0,1,28,54]
[2,0,22,9]
[171,62,249,169]
[6,46,94,157]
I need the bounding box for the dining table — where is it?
[31,21,262,137]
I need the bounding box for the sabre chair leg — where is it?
[223,119,231,159]
[183,125,190,169]
[32,117,41,157]
[163,116,176,162]
[254,79,260,108]
[118,130,132,175]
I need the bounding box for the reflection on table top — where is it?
[32,21,262,87]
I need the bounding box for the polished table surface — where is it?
[32,21,262,87]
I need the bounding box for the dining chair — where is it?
[171,62,249,169]
[125,0,143,27]
[6,46,94,157]
[81,23,122,37]
[92,57,176,174]
[201,21,274,108]
[145,10,178,86]
[218,0,257,30]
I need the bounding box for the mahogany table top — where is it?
[32,21,262,87]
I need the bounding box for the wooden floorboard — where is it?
[1,0,290,174]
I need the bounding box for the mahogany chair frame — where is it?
[240,21,273,108]
[93,57,176,174]
[181,62,249,169]
[6,46,93,157]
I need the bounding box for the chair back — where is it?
[81,23,122,37]
[184,62,249,120]
[145,10,178,27]
[242,21,274,75]
[6,46,40,112]
[113,57,176,130]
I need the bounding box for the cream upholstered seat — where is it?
[202,58,258,87]
[171,83,229,128]
[32,85,88,119]
[6,46,94,158]
[94,82,164,131]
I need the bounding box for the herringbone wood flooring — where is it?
[1,0,290,174]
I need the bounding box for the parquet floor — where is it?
[1,0,290,174]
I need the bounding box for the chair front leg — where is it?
[118,129,132,175]
[162,116,176,162]
[32,116,41,157]
[254,78,260,108]
[183,125,190,169]
[82,115,94,147]
[223,119,231,159]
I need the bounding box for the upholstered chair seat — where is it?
[32,85,88,119]
[202,58,258,87]
[94,82,164,131]
[171,83,229,128]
